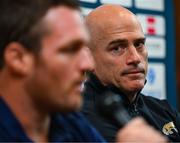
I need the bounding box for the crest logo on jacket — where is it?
[162,122,178,135]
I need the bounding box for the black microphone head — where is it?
[96,91,123,115]
[96,90,131,127]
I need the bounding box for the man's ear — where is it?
[4,42,34,76]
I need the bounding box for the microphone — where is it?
[96,90,131,128]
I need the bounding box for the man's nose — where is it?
[79,47,94,72]
[126,46,141,65]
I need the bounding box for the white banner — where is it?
[100,0,132,7]
[146,36,166,58]
[135,0,164,11]
[137,14,165,36]
[142,63,166,99]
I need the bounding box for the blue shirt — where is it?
[0,97,106,142]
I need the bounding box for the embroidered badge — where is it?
[162,122,178,135]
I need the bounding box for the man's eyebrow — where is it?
[108,39,128,46]
[134,37,146,43]
[59,39,86,52]
[107,37,146,47]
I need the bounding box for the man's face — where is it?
[26,6,93,112]
[92,14,148,96]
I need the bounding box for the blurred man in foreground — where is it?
[82,4,180,142]
[0,0,103,141]
[0,0,167,142]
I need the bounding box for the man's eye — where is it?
[58,40,86,56]
[63,46,78,54]
[112,47,121,52]
[110,46,125,55]
[59,46,77,55]
[60,43,83,55]
[134,42,145,49]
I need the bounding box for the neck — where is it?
[125,92,137,103]
[0,71,50,142]
[109,84,138,103]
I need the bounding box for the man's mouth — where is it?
[126,70,144,74]
[122,69,145,79]
[123,69,144,75]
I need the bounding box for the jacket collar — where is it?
[86,72,144,106]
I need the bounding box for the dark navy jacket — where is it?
[0,97,106,142]
[82,73,180,142]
